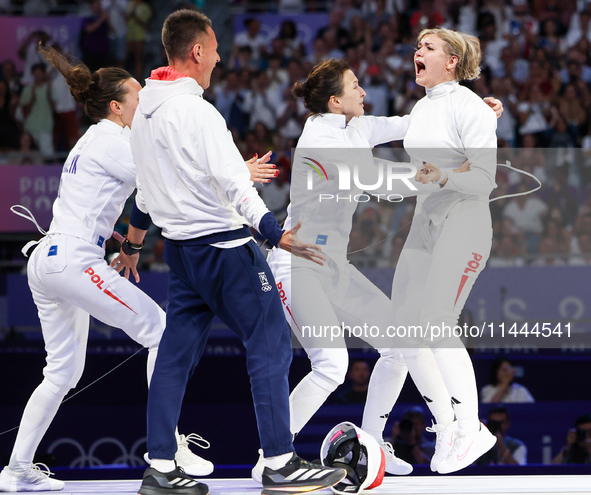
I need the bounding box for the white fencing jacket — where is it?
[287,112,438,264]
[49,119,136,248]
[404,80,498,226]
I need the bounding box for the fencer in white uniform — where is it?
[255,59,502,480]
[0,50,211,493]
[393,28,498,474]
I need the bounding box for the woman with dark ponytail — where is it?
[253,58,504,484]
[0,49,214,492]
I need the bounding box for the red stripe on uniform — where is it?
[104,287,137,314]
[454,274,469,307]
[286,305,301,334]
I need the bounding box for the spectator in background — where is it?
[478,407,527,465]
[277,20,304,60]
[19,63,56,161]
[7,132,44,165]
[336,360,371,404]
[553,414,591,464]
[390,406,435,465]
[306,37,330,65]
[213,70,240,123]
[126,0,152,80]
[563,3,591,51]
[266,53,289,88]
[409,0,445,35]
[543,216,571,253]
[559,51,591,86]
[102,0,129,67]
[517,84,554,146]
[18,30,52,85]
[363,0,393,31]
[49,46,80,153]
[491,77,518,147]
[3,60,23,99]
[541,168,580,226]
[0,79,20,150]
[488,235,525,267]
[229,45,259,72]
[234,18,266,70]
[538,18,563,65]
[557,84,587,145]
[276,87,306,140]
[503,183,548,253]
[245,72,282,130]
[79,0,111,72]
[481,357,535,404]
[531,235,567,266]
[569,233,591,265]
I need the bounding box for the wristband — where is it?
[130,202,152,230]
[121,238,144,255]
[433,171,448,185]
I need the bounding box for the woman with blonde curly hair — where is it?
[393,27,499,473]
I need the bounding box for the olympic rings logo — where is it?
[47,436,148,468]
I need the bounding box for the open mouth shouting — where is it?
[415,60,426,77]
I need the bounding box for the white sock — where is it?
[289,374,334,435]
[8,379,65,472]
[432,347,479,433]
[265,452,293,470]
[151,459,176,473]
[361,355,407,442]
[403,347,455,426]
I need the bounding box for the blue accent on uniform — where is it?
[97,235,105,248]
[48,245,58,256]
[147,239,294,460]
[258,211,284,247]
[315,234,328,245]
[172,225,251,246]
[130,202,152,230]
[66,154,79,174]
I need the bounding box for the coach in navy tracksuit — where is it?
[126,10,330,495]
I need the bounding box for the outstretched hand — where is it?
[109,231,141,283]
[279,220,326,266]
[484,97,503,119]
[246,151,278,183]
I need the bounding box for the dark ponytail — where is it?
[292,58,350,114]
[38,45,132,122]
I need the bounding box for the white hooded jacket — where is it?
[130,67,272,241]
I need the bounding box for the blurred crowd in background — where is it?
[3,0,591,268]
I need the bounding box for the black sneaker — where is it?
[138,466,209,495]
[261,453,346,495]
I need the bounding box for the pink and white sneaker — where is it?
[426,420,458,472]
[436,422,496,474]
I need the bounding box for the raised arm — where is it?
[444,96,497,196]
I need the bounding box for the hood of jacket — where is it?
[138,66,204,117]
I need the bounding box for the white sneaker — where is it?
[144,433,214,477]
[436,422,496,474]
[251,448,264,484]
[379,442,413,475]
[0,464,65,492]
[426,420,458,472]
